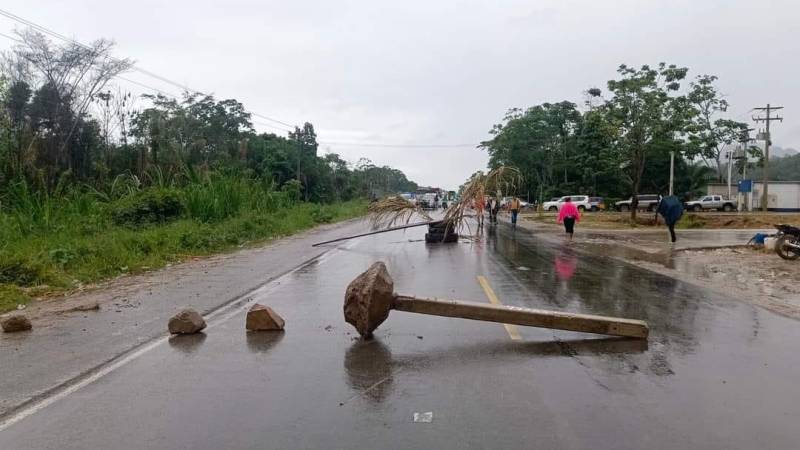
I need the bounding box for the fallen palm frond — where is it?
[484,166,523,197]
[443,166,523,237]
[443,171,485,235]
[368,196,431,229]
[365,166,522,239]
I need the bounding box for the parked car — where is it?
[588,197,605,212]
[542,195,591,212]
[684,195,736,212]
[615,194,661,212]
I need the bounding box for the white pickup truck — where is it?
[684,195,736,212]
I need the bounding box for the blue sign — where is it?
[738,179,752,193]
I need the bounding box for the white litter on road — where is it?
[413,412,433,423]
[517,266,530,271]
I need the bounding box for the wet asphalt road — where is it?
[1,221,799,449]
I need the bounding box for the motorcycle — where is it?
[774,224,800,260]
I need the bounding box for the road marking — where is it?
[0,238,361,432]
[476,275,522,340]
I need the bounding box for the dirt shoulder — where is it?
[521,210,800,230]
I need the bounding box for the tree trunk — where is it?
[629,149,646,221]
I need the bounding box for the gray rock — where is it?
[168,309,206,334]
[246,304,285,331]
[2,314,32,333]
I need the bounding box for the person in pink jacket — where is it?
[557,197,581,240]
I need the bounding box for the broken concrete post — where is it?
[168,309,206,334]
[344,262,394,337]
[246,304,285,331]
[1,314,32,333]
[344,262,650,339]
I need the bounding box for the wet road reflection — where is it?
[344,340,394,404]
[167,332,207,354]
[245,331,285,353]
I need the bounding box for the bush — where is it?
[0,257,46,286]
[0,283,30,313]
[281,179,302,204]
[112,188,184,226]
[311,206,334,224]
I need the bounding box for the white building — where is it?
[707,181,800,211]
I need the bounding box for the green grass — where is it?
[0,188,366,313]
[0,284,30,313]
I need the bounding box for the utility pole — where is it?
[726,148,733,200]
[753,104,783,211]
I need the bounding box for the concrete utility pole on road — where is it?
[753,105,783,211]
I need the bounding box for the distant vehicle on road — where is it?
[588,197,605,212]
[615,194,661,212]
[684,195,736,212]
[543,195,591,212]
[418,193,437,210]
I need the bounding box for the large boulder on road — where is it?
[168,309,206,334]
[246,304,285,331]
[2,314,32,333]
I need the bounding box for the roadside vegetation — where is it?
[0,29,412,312]
[480,64,762,219]
[0,175,366,313]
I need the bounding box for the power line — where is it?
[0,30,180,98]
[319,141,478,148]
[0,8,297,131]
[0,30,298,140]
[0,10,475,147]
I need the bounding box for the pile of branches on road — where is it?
[443,166,522,236]
[367,196,432,229]
[363,166,522,239]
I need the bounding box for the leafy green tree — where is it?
[597,63,693,218]
[686,74,750,182]
[481,102,582,203]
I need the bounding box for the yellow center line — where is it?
[476,275,522,341]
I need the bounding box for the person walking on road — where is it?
[509,196,522,228]
[557,197,580,240]
[656,195,684,243]
[488,197,499,224]
[474,198,485,228]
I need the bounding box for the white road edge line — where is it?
[0,239,359,432]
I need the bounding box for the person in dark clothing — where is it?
[490,198,500,223]
[656,196,684,243]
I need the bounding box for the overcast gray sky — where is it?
[2,0,798,189]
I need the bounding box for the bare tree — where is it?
[2,28,133,182]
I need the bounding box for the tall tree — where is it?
[686,74,749,182]
[598,63,692,218]
[481,102,581,203]
[2,28,131,186]
[289,122,318,200]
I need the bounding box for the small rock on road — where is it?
[1,314,32,333]
[168,309,206,334]
[245,304,285,331]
